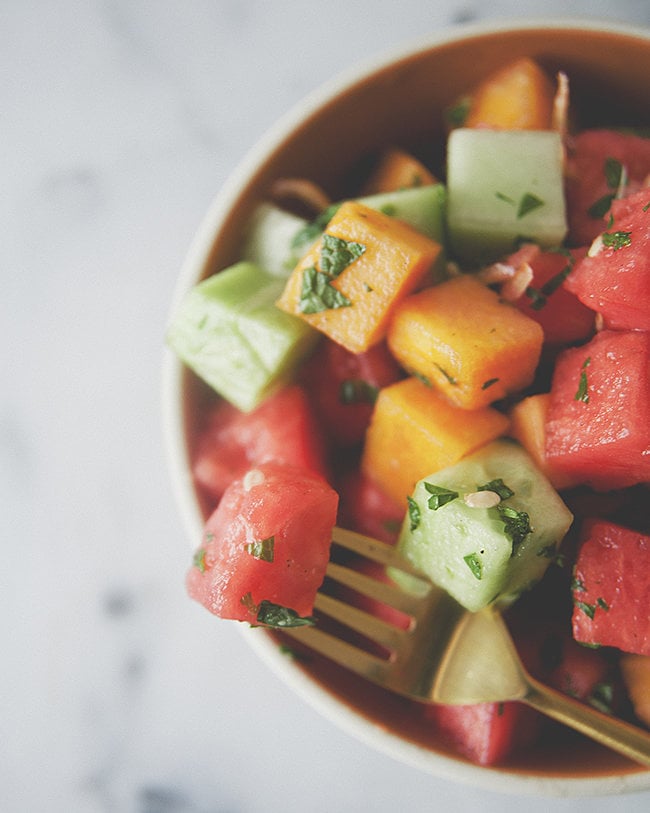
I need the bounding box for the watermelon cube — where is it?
[564,129,650,246]
[572,520,650,656]
[564,189,650,330]
[192,384,328,504]
[187,462,338,623]
[545,330,650,490]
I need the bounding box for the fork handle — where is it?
[523,675,650,768]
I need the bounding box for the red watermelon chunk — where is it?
[192,384,328,503]
[186,462,338,623]
[565,129,650,246]
[425,701,541,766]
[505,244,595,345]
[564,190,650,330]
[300,339,403,447]
[545,329,650,490]
[572,520,650,656]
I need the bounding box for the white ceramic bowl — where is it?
[163,18,650,796]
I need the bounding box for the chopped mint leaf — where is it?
[423,483,459,510]
[435,364,457,385]
[320,233,366,278]
[192,548,207,573]
[241,592,258,613]
[339,378,379,405]
[291,203,341,250]
[245,535,275,562]
[574,356,591,404]
[477,478,514,500]
[588,682,614,715]
[407,495,421,531]
[256,600,315,628]
[602,230,632,250]
[481,377,500,390]
[446,96,471,128]
[597,597,610,611]
[298,266,352,313]
[604,157,625,190]
[572,576,586,592]
[574,600,597,620]
[496,191,516,205]
[498,504,531,550]
[463,552,483,580]
[588,193,615,219]
[517,193,544,219]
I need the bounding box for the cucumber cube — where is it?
[358,183,447,244]
[447,129,567,265]
[241,203,309,278]
[167,261,317,412]
[393,440,573,612]
[359,183,448,281]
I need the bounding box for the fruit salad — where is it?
[167,56,650,766]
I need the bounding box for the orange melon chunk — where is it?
[361,376,510,505]
[508,393,579,491]
[277,200,441,354]
[362,147,437,195]
[387,275,543,410]
[464,57,555,131]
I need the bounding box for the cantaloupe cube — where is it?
[620,654,650,727]
[387,275,543,410]
[465,57,556,130]
[362,147,437,195]
[361,376,510,505]
[508,393,579,491]
[276,201,441,353]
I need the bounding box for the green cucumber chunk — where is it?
[357,183,447,244]
[392,440,573,612]
[446,129,567,265]
[167,261,317,412]
[241,203,309,278]
[358,183,447,280]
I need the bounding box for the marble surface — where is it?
[4,2,650,811]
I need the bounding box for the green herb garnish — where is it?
[574,600,597,620]
[339,379,379,405]
[256,600,315,628]
[481,377,500,390]
[463,553,483,581]
[245,536,275,563]
[588,682,614,715]
[435,364,457,385]
[477,478,514,500]
[407,495,421,531]
[446,96,471,128]
[423,483,459,510]
[587,193,616,219]
[192,548,207,573]
[298,266,352,313]
[498,504,532,550]
[320,233,366,277]
[602,230,632,250]
[291,203,341,250]
[574,356,591,403]
[517,193,544,219]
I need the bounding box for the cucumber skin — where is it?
[167,261,317,412]
[393,440,573,612]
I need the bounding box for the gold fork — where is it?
[280,526,650,768]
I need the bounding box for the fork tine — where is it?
[280,623,392,684]
[325,560,425,616]
[313,591,406,651]
[331,526,423,575]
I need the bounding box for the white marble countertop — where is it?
[4,2,650,811]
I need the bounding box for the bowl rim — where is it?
[162,17,650,796]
